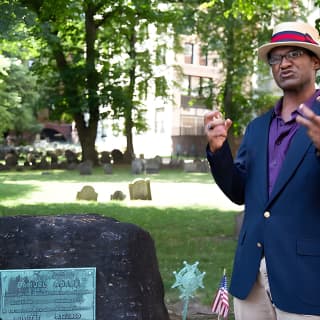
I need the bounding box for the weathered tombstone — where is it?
[0,214,169,320]
[111,149,123,164]
[129,178,152,200]
[78,160,93,175]
[103,163,113,175]
[110,190,126,201]
[145,157,161,174]
[183,161,198,173]
[4,151,18,167]
[76,185,98,201]
[65,149,78,164]
[131,158,144,174]
[169,158,184,169]
[183,159,209,173]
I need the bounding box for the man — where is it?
[204,21,320,320]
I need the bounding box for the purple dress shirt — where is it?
[268,89,320,195]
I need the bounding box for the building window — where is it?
[155,107,165,133]
[199,77,213,98]
[183,76,212,98]
[199,47,208,66]
[184,42,194,64]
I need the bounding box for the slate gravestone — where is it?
[110,190,126,201]
[0,214,169,320]
[76,185,98,201]
[144,158,161,174]
[4,152,18,167]
[131,158,145,174]
[65,149,78,164]
[103,163,113,175]
[78,160,93,175]
[129,178,152,200]
[183,160,209,173]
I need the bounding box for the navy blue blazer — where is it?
[207,99,320,315]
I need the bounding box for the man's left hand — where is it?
[296,104,320,150]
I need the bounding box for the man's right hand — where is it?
[204,110,232,153]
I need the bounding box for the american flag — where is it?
[211,273,229,319]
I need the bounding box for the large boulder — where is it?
[0,214,169,320]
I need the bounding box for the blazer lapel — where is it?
[254,110,273,205]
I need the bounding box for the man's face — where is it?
[269,46,320,91]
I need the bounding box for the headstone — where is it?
[65,149,78,164]
[183,159,209,173]
[4,151,18,167]
[129,178,152,200]
[111,149,123,164]
[0,214,169,320]
[110,190,126,201]
[76,185,98,201]
[145,158,161,174]
[169,158,184,169]
[78,160,93,175]
[103,163,113,175]
[131,158,144,174]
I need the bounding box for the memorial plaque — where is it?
[0,267,96,320]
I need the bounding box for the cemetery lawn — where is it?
[0,165,240,317]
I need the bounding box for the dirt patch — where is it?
[166,300,219,320]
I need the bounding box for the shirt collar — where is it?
[273,89,320,118]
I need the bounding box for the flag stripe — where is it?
[211,274,229,318]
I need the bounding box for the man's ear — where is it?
[312,56,320,70]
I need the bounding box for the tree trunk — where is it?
[123,29,138,163]
[123,115,134,163]
[74,112,99,165]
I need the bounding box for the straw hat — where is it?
[258,21,320,63]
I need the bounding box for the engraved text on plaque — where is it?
[0,267,96,320]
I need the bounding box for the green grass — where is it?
[0,165,238,317]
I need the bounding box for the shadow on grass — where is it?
[0,182,39,200]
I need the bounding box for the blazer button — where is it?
[264,211,271,218]
[257,242,262,248]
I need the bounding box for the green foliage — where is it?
[185,0,306,137]
[0,0,181,162]
[0,56,42,139]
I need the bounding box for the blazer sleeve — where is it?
[206,132,248,205]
